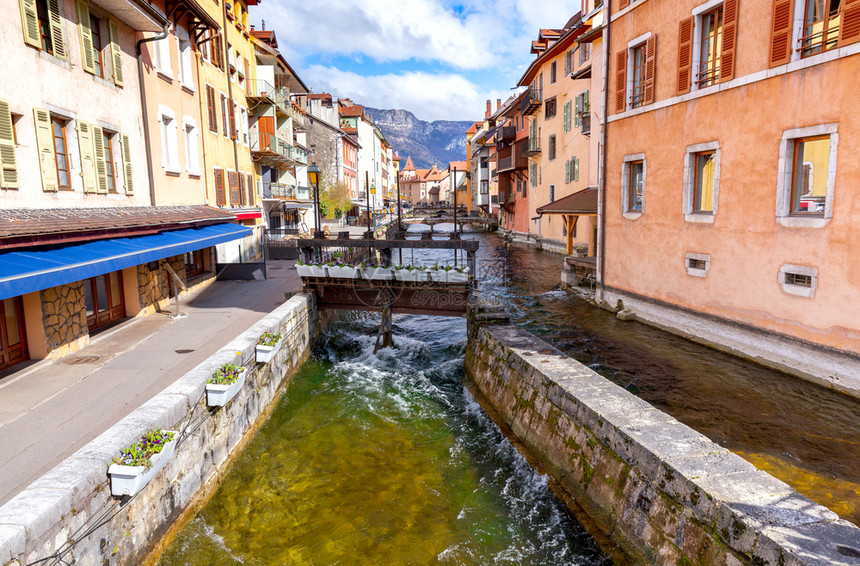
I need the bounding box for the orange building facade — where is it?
[602,0,860,393]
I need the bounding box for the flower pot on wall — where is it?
[256,338,283,364]
[365,266,394,280]
[206,369,247,407]
[447,268,469,283]
[329,266,361,278]
[108,432,178,497]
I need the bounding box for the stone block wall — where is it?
[464,324,860,566]
[39,282,88,356]
[0,294,319,566]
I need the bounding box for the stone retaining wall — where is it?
[464,324,860,566]
[0,293,319,566]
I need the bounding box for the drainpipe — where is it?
[598,1,611,302]
[137,23,171,207]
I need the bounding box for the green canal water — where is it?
[157,233,860,565]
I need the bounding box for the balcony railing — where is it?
[498,126,516,142]
[247,79,291,116]
[580,114,591,135]
[259,182,311,200]
[250,131,309,166]
[521,86,542,116]
[524,136,541,156]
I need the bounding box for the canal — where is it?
[155,232,860,565]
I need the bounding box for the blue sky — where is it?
[258,0,582,122]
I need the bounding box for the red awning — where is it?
[234,211,262,220]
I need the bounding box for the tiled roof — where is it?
[403,156,415,170]
[0,205,237,248]
[448,161,468,171]
[339,105,365,118]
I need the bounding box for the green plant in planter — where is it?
[209,363,246,385]
[111,429,176,469]
[258,332,282,347]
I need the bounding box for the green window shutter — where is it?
[565,159,570,183]
[76,0,95,73]
[109,20,123,86]
[574,157,580,182]
[0,100,19,189]
[584,90,590,113]
[48,0,67,60]
[19,0,41,48]
[33,108,58,191]
[77,120,97,193]
[120,132,133,194]
[93,125,108,193]
[574,95,581,127]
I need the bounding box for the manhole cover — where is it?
[63,355,100,365]
[175,349,195,354]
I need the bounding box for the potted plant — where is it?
[255,331,283,363]
[395,265,428,282]
[428,263,448,283]
[447,265,470,283]
[364,262,394,280]
[206,362,247,406]
[329,260,362,278]
[295,259,320,278]
[108,429,178,496]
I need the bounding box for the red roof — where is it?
[403,156,415,170]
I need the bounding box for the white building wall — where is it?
[1,0,152,209]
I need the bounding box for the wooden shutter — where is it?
[207,86,217,132]
[615,50,627,113]
[247,173,254,204]
[677,17,694,95]
[19,0,41,48]
[93,126,108,193]
[214,168,225,205]
[0,100,19,189]
[77,121,97,193]
[565,159,571,183]
[229,101,237,139]
[575,94,581,127]
[620,0,630,9]
[120,133,133,194]
[47,0,67,60]
[109,20,123,86]
[838,0,860,47]
[769,0,793,67]
[228,171,239,204]
[221,94,228,136]
[574,157,580,182]
[643,35,657,105]
[238,172,246,205]
[76,0,95,74]
[33,108,58,192]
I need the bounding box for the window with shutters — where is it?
[247,173,254,205]
[183,117,200,176]
[154,34,172,78]
[52,117,71,190]
[103,130,116,192]
[776,124,837,226]
[621,155,646,215]
[683,141,720,222]
[579,43,590,65]
[238,171,246,205]
[220,93,229,138]
[159,106,180,173]
[801,0,841,56]
[563,100,571,133]
[0,101,19,190]
[697,6,723,86]
[530,162,537,187]
[21,0,67,59]
[89,14,104,78]
[214,167,226,205]
[37,0,55,53]
[212,34,224,70]
[545,97,557,118]
[230,101,238,139]
[206,85,218,132]
[630,44,646,107]
[177,27,193,88]
[228,170,240,204]
[240,106,249,144]
[548,135,557,160]
[621,34,656,111]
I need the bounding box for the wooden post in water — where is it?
[375,304,394,353]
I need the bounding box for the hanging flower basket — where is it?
[108,430,178,497]
[256,332,283,363]
[206,363,247,406]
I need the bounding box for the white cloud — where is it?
[303,65,509,122]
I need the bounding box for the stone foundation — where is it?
[39,282,89,357]
[465,324,860,566]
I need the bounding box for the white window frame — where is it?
[682,140,720,223]
[240,106,249,145]
[775,123,838,228]
[621,153,646,219]
[176,26,194,91]
[685,252,711,277]
[626,31,652,111]
[779,264,818,298]
[690,0,726,93]
[154,31,173,79]
[158,105,180,173]
[183,116,200,176]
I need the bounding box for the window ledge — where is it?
[686,267,708,278]
[781,283,816,298]
[38,50,70,68]
[187,170,202,177]
[684,213,715,223]
[777,216,829,229]
[163,166,182,176]
[180,83,196,95]
[157,70,174,83]
[622,211,642,220]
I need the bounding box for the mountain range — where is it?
[365,108,473,170]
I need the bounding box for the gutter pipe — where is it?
[137,22,171,207]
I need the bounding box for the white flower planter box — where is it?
[329,266,361,278]
[365,266,394,280]
[296,264,328,277]
[447,268,469,283]
[429,270,448,283]
[206,369,247,407]
[255,339,283,364]
[395,269,429,282]
[108,432,178,497]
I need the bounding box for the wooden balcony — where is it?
[520,86,542,116]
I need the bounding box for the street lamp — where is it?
[307,162,324,239]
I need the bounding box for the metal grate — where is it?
[785,272,813,287]
[63,355,100,365]
[688,258,707,270]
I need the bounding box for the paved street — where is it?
[0,261,301,505]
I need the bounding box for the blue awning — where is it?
[0,223,252,300]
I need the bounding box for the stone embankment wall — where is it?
[465,324,860,566]
[0,293,321,566]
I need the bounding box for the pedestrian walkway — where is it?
[0,261,302,505]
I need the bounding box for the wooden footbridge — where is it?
[297,232,480,351]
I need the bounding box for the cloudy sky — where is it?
[257,0,581,122]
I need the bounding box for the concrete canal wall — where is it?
[465,324,860,566]
[0,293,324,566]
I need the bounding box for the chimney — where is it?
[496,98,501,111]
[485,100,491,119]
[262,20,265,30]
[250,24,255,30]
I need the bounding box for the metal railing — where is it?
[248,79,291,116]
[259,182,311,200]
[250,131,309,165]
[520,86,542,115]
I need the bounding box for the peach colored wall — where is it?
[605,52,860,353]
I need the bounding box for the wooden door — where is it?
[0,297,28,371]
[84,271,125,332]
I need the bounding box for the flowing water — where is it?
[157,233,860,565]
